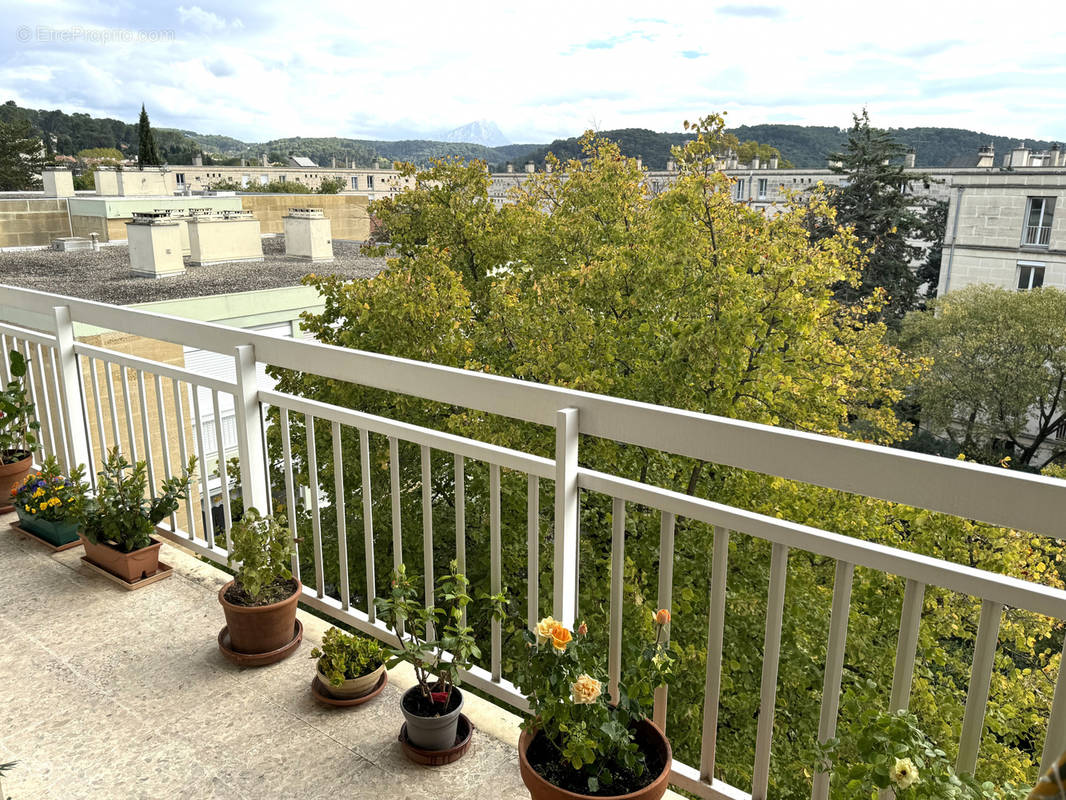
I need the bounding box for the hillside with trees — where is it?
[1,100,1062,170]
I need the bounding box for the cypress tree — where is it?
[137,104,160,167]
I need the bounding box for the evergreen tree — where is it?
[825,110,931,326]
[0,116,45,190]
[136,104,160,167]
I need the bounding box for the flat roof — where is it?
[0,237,385,305]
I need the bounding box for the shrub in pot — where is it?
[310,626,388,699]
[218,507,301,656]
[81,447,195,582]
[11,456,88,547]
[513,609,676,799]
[377,561,505,753]
[0,349,41,510]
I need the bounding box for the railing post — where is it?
[233,344,270,514]
[553,407,579,629]
[51,306,91,474]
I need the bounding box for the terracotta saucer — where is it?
[217,619,303,667]
[398,714,474,766]
[311,670,389,707]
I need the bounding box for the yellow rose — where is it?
[891,758,918,790]
[571,674,602,705]
[550,623,572,653]
[535,616,557,646]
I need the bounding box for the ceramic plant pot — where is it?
[400,685,464,751]
[316,662,386,699]
[518,718,672,800]
[218,579,301,654]
[0,452,32,513]
[80,535,162,582]
[15,507,80,547]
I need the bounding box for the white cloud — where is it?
[3,0,1065,144]
[177,5,243,32]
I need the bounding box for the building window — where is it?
[351,176,359,190]
[734,178,745,200]
[367,175,375,190]
[758,178,768,200]
[174,173,185,185]
[1024,197,1055,246]
[1017,262,1045,290]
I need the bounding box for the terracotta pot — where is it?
[80,535,162,582]
[218,579,301,654]
[316,662,386,699]
[518,718,672,800]
[0,452,32,513]
[401,685,464,751]
[15,507,80,547]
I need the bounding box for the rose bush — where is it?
[513,609,675,795]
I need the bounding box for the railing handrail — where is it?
[3,282,1064,539]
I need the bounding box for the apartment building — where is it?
[939,144,1065,295]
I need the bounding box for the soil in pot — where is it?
[524,723,668,797]
[223,577,299,607]
[402,687,463,717]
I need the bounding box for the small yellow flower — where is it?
[891,757,918,790]
[571,674,602,705]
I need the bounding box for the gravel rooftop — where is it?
[0,238,386,305]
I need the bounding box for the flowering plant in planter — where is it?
[82,447,196,553]
[0,349,39,464]
[513,609,676,796]
[12,457,88,522]
[376,561,505,710]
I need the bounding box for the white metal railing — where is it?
[3,283,1066,800]
[1024,224,1052,246]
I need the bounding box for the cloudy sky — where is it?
[2,0,1065,144]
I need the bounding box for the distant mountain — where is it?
[514,125,1066,170]
[439,120,510,147]
[5,101,1061,172]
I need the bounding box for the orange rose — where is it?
[549,622,572,653]
[655,608,671,626]
[577,621,588,636]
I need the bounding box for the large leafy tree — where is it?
[267,119,1058,798]
[136,104,161,167]
[901,285,1066,469]
[825,110,931,325]
[0,116,45,190]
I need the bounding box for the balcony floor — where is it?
[0,513,530,800]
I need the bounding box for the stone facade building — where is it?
[938,145,1065,295]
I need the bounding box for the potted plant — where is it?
[377,561,505,755]
[513,609,676,800]
[11,456,88,548]
[218,507,301,660]
[310,626,388,699]
[0,349,40,511]
[81,447,195,582]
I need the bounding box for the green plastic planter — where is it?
[15,508,80,547]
